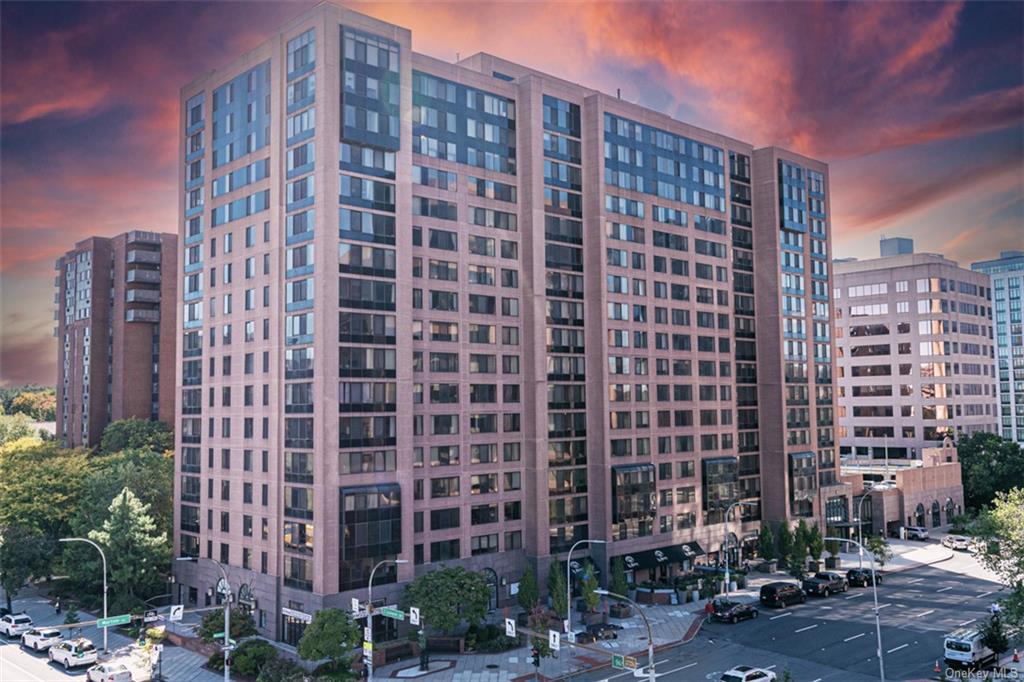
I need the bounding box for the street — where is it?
[577,549,1003,681]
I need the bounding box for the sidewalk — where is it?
[835,537,954,573]
[374,604,699,681]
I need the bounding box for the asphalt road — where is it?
[0,637,92,682]
[577,549,1002,682]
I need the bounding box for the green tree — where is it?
[297,608,360,670]
[9,389,56,421]
[956,432,1024,512]
[547,561,567,619]
[198,607,258,643]
[758,524,776,561]
[98,419,173,455]
[87,488,170,611]
[788,530,808,579]
[826,538,841,559]
[63,603,80,625]
[402,566,490,635]
[776,523,793,568]
[255,658,304,682]
[580,565,600,612]
[0,525,51,612]
[979,613,1009,657]
[808,524,824,562]
[795,520,810,552]
[976,488,1024,627]
[517,567,539,612]
[0,414,35,446]
[527,606,552,662]
[866,535,893,569]
[610,556,629,596]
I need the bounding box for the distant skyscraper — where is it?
[54,231,177,447]
[834,248,997,460]
[973,250,1024,443]
[173,2,840,644]
[880,236,914,257]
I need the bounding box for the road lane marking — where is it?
[978,591,994,599]
[887,643,910,653]
[811,678,822,682]
[656,662,697,678]
[844,632,867,642]
[936,586,953,593]
[845,592,864,599]
[795,624,819,633]
[877,603,893,609]
[913,609,936,618]
[820,606,833,610]
[958,619,976,627]
[769,612,793,620]
[766,665,777,670]
[906,578,924,585]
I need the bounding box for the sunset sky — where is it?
[1,0,1022,387]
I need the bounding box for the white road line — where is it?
[936,586,953,593]
[766,665,777,670]
[913,609,936,618]
[887,643,910,653]
[906,578,924,585]
[845,592,865,599]
[877,603,893,609]
[958,619,976,627]
[795,624,819,633]
[844,632,867,642]
[820,606,833,610]
[811,678,823,682]
[769,612,793,620]
[978,591,994,599]
[656,662,697,678]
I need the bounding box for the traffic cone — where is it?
[1013,648,1019,663]
[934,660,940,674]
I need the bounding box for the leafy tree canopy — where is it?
[297,608,360,667]
[9,389,56,422]
[956,432,1024,513]
[776,523,794,567]
[402,566,490,635]
[976,488,1024,628]
[807,524,825,561]
[758,524,776,561]
[198,607,258,643]
[547,561,567,619]
[0,414,36,446]
[866,536,893,569]
[0,524,51,612]
[517,567,539,612]
[610,556,629,596]
[99,419,173,455]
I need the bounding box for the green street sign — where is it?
[380,607,405,621]
[97,614,131,628]
[612,654,625,670]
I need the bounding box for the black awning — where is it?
[568,559,601,576]
[680,541,705,558]
[618,541,705,570]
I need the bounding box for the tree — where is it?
[866,535,893,569]
[758,524,776,561]
[526,606,553,662]
[795,520,810,552]
[99,419,173,455]
[0,414,35,446]
[979,613,1009,657]
[198,607,258,643]
[9,389,56,422]
[547,561,567,619]
[517,567,539,612]
[63,603,80,625]
[610,556,629,597]
[402,566,490,635]
[826,539,841,560]
[87,488,170,611]
[808,524,824,562]
[976,488,1024,627]
[956,432,1024,512]
[580,566,600,613]
[0,525,51,612]
[776,523,793,567]
[297,608,360,670]
[787,530,808,579]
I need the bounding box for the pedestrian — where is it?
[55,599,61,615]
[704,598,714,623]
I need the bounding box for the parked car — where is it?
[711,599,759,623]
[0,613,33,637]
[905,526,930,540]
[49,638,98,669]
[87,662,134,682]
[21,627,63,651]
[720,665,778,682]
[942,535,971,551]
[587,622,623,640]
[846,568,883,587]
[801,571,848,596]
[759,582,806,608]
[944,627,997,669]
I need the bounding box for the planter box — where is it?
[758,560,778,573]
[582,612,604,626]
[609,603,632,619]
[825,557,841,569]
[809,560,822,573]
[636,588,674,605]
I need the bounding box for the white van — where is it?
[944,628,996,668]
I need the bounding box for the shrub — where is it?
[232,639,279,678]
[256,658,306,682]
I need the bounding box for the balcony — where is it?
[126,288,161,303]
[126,230,161,245]
[127,249,161,265]
[126,268,161,284]
[126,308,160,323]
[283,576,313,592]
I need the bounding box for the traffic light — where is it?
[531,646,540,667]
[225,655,234,667]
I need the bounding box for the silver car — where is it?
[21,627,63,651]
[942,535,971,551]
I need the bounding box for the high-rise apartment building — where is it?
[973,250,1024,443]
[173,2,839,643]
[834,242,997,461]
[55,231,178,447]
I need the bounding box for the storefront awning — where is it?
[618,541,705,570]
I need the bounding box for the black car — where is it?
[801,572,848,596]
[586,622,622,640]
[711,599,759,623]
[759,582,807,608]
[846,568,883,587]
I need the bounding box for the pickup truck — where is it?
[801,571,848,596]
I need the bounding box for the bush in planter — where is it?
[517,567,540,612]
[610,557,629,597]
[312,662,361,681]
[256,658,305,682]
[232,639,279,678]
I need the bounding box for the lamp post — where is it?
[566,539,606,633]
[59,538,108,654]
[723,501,755,600]
[825,536,884,682]
[595,589,654,682]
[855,493,872,569]
[366,559,408,682]
[177,557,231,682]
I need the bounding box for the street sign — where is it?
[351,597,360,615]
[97,614,131,628]
[566,630,576,644]
[504,618,516,638]
[362,641,373,660]
[612,654,625,669]
[624,656,638,670]
[548,629,560,651]
[168,605,184,622]
[364,626,372,643]
[409,607,420,626]
[143,609,159,623]
[380,607,405,621]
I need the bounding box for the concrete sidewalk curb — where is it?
[557,616,702,681]
[882,546,956,574]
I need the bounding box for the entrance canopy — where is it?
[618,541,705,570]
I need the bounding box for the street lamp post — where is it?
[723,501,754,601]
[825,536,884,682]
[855,494,872,569]
[595,589,654,682]
[59,538,108,654]
[176,557,231,682]
[366,559,408,682]
[566,539,606,633]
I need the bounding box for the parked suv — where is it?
[49,638,98,669]
[802,571,848,596]
[87,662,134,682]
[21,627,63,651]
[0,613,33,637]
[905,526,930,540]
[846,568,883,587]
[759,582,806,608]
[942,535,971,551]
[712,599,759,623]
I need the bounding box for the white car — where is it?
[49,638,98,669]
[0,613,33,637]
[905,526,930,540]
[721,666,778,682]
[21,627,63,651]
[942,535,971,551]
[87,662,134,682]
